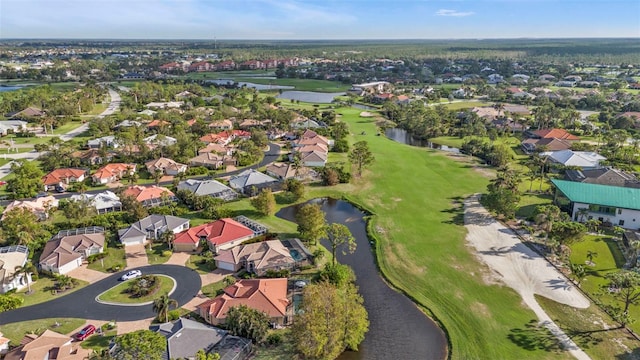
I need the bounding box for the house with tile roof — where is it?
[177,179,238,201]
[92,163,136,185]
[42,168,87,192]
[214,239,311,275]
[197,278,291,326]
[4,329,92,360]
[198,143,233,155]
[39,227,105,274]
[146,157,187,176]
[528,128,580,141]
[2,196,58,221]
[521,137,574,153]
[265,162,313,180]
[122,185,177,207]
[0,245,30,294]
[552,179,640,230]
[173,218,254,253]
[228,169,280,196]
[69,191,122,214]
[189,152,236,170]
[118,215,190,246]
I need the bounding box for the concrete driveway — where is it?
[125,244,148,269]
[67,264,110,283]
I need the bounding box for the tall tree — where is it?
[296,203,326,245]
[250,188,276,216]
[113,330,166,360]
[225,305,270,343]
[152,293,178,323]
[6,159,44,199]
[292,281,369,360]
[325,223,356,265]
[348,141,374,177]
[605,271,640,326]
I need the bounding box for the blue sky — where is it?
[1,0,639,39]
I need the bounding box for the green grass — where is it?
[186,253,217,274]
[536,295,640,360]
[52,121,85,135]
[96,275,175,304]
[81,329,117,352]
[0,318,86,346]
[516,193,553,219]
[85,103,107,115]
[252,329,296,360]
[201,279,227,298]
[16,276,89,307]
[442,101,491,110]
[569,235,639,333]
[87,247,126,273]
[146,243,172,265]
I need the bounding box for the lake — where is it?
[206,79,293,91]
[0,85,25,92]
[276,198,448,360]
[385,128,460,153]
[276,91,345,103]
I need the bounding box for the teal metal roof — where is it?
[551,179,640,210]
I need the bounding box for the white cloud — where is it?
[435,9,474,17]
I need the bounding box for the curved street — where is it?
[0,264,202,324]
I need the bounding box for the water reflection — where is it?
[385,128,460,153]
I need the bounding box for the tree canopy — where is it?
[296,203,327,245]
[225,304,270,343]
[348,141,374,177]
[6,159,44,199]
[113,330,166,360]
[250,188,276,216]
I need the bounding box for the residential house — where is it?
[541,150,606,170]
[215,239,311,275]
[87,135,118,149]
[147,119,171,130]
[228,169,280,196]
[189,152,236,169]
[115,120,142,128]
[487,74,504,84]
[197,278,290,326]
[122,185,177,207]
[296,150,328,167]
[2,196,58,221]
[7,106,44,119]
[350,81,391,94]
[42,168,87,192]
[538,74,556,82]
[173,218,254,253]
[151,317,228,360]
[266,162,311,180]
[144,134,178,148]
[0,120,28,136]
[69,191,122,214]
[71,149,113,166]
[565,167,640,188]
[146,157,187,176]
[118,215,190,246]
[471,107,501,121]
[4,330,92,360]
[198,143,233,156]
[209,119,234,130]
[0,332,8,355]
[92,163,136,185]
[503,104,532,116]
[555,80,577,87]
[551,179,640,229]
[0,245,31,294]
[145,101,184,109]
[521,137,573,153]
[188,61,213,72]
[177,179,238,201]
[39,227,105,274]
[528,128,580,141]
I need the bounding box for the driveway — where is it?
[0,264,202,324]
[125,244,149,269]
[67,264,110,283]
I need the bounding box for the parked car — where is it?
[75,324,96,341]
[120,270,142,281]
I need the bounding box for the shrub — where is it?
[167,309,181,322]
[266,332,283,345]
[162,250,173,257]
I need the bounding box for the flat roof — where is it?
[551,179,640,210]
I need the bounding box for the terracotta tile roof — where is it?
[92,163,135,180]
[42,168,86,186]
[198,143,230,155]
[147,119,170,128]
[174,218,253,246]
[4,329,91,360]
[145,157,186,173]
[200,133,222,143]
[532,128,580,140]
[3,196,58,219]
[197,278,289,321]
[123,185,175,202]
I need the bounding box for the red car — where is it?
[75,324,96,341]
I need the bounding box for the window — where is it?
[618,209,622,215]
[588,204,616,215]
[619,220,625,226]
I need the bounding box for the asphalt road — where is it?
[0,264,202,325]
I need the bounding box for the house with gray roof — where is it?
[565,167,640,188]
[229,169,280,196]
[0,120,28,136]
[151,317,226,360]
[177,179,238,201]
[118,215,190,246]
[69,191,122,214]
[541,150,606,170]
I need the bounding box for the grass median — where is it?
[97,275,175,304]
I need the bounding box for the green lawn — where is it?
[0,318,86,346]
[536,295,640,360]
[186,253,217,274]
[81,329,117,353]
[201,279,227,298]
[16,276,89,307]
[52,121,85,135]
[96,275,175,304]
[146,243,172,265]
[442,101,491,110]
[569,235,639,333]
[87,247,126,273]
[252,330,296,360]
[516,193,553,219]
[86,103,107,115]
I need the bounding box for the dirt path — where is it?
[464,194,591,360]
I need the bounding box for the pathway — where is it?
[464,194,591,360]
[124,244,149,269]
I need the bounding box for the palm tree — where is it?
[586,251,598,266]
[153,168,163,186]
[152,293,178,323]
[14,262,37,293]
[585,219,601,233]
[158,230,175,250]
[570,262,586,286]
[576,208,589,222]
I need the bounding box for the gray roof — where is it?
[118,214,189,240]
[153,318,226,360]
[229,169,278,190]
[177,179,237,199]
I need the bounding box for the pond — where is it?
[276,198,448,360]
[0,85,25,92]
[351,103,378,111]
[205,79,293,91]
[385,128,460,153]
[276,90,345,103]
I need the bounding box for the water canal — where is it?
[385,128,460,153]
[276,198,448,360]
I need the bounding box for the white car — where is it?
[120,270,142,281]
